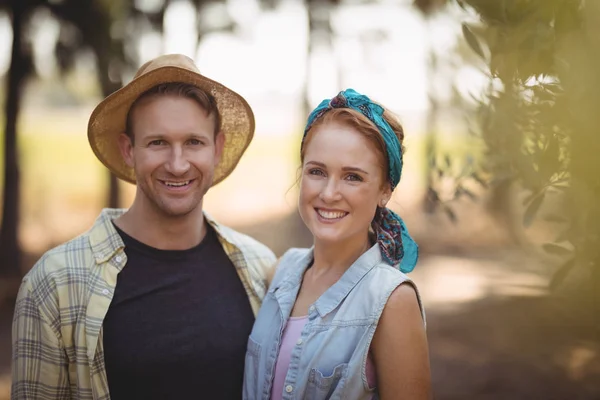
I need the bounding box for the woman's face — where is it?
[299,121,391,247]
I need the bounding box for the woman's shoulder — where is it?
[369,262,425,326]
[355,260,422,309]
[370,260,412,284]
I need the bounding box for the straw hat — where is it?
[88,54,255,186]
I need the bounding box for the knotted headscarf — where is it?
[302,88,418,273]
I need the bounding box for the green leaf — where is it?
[425,187,439,209]
[555,226,572,243]
[462,23,485,60]
[457,186,477,201]
[471,172,489,188]
[543,214,568,223]
[549,258,576,290]
[523,192,545,227]
[542,243,573,256]
[444,206,457,224]
[516,153,541,190]
[428,154,437,168]
[539,137,560,182]
[551,176,569,186]
[522,191,535,205]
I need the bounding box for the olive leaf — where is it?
[462,23,485,60]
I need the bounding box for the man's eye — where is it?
[188,139,202,145]
[149,140,165,146]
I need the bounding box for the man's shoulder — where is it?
[212,222,276,263]
[23,208,124,284]
[21,232,94,292]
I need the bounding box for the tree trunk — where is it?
[0,2,27,277]
[423,17,439,214]
[93,39,123,209]
[107,173,119,208]
[302,0,316,122]
[303,0,334,120]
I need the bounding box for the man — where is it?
[11,54,276,399]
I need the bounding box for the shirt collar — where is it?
[313,244,381,317]
[275,244,383,318]
[89,208,127,264]
[204,211,249,252]
[88,209,236,265]
[203,211,228,240]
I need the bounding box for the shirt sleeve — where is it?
[11,278,71,399]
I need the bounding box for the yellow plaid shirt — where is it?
[11,208,276,399]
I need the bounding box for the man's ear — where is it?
[117,133,135,168]
[214,131,225,166]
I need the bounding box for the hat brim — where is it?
[88,66,255,186]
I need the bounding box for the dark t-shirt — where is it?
[102,223,255,400]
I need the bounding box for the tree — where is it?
[0,0,33,278]
[304,0,339,117]
[51,0,128,209]
[414,1,484,221]
[417,0,600,310]
[0,0,128,277]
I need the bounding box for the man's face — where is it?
[119,95,224,218]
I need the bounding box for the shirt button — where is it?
[115,255,122,263]
[296,338,303,345]
[309,305,315,313]
[102,289,110,295]
[285,385,293,393]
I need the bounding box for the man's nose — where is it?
[164,146,190,176]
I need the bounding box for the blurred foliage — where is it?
[461,0,600,293]
[414,0,488,222]
[0,0,279,277]
[418,0,600,299]
[0,0,129,276]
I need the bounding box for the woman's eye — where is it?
[346,173,363,182]
[308,168,325,176]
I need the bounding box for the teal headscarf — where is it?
[302,88,419,273]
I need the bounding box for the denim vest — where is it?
[243,244,424,400]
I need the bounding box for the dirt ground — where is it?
[427,296,599,399]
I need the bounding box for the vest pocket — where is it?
[306,363,349,399]
[243,336,262,400]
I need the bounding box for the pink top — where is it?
[270,316,377,400]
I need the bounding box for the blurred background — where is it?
[0,0,599,398]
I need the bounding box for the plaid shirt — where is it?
[11,208,276,399]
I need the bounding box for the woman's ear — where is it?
[380,183,393,207]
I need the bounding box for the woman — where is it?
[244,89,431,399]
